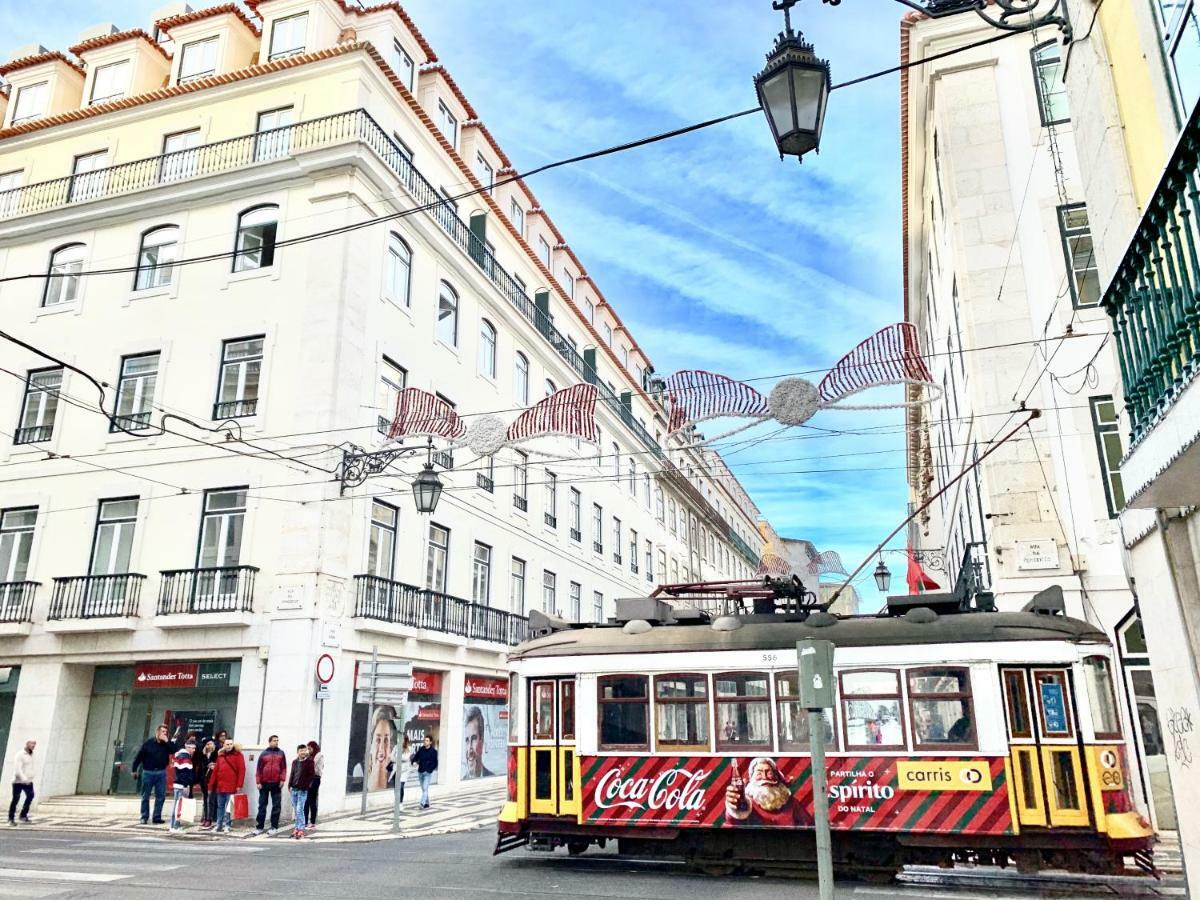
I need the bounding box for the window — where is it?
[537,236,551,268]
[513,450,528,511]
[908,667,977,749]
[479,320,497,378]
[393,134,414,163]
[254,106,294,161]
[112,353,159,431]
[477,453,495,492]
[90,498,139,576]
[367,500,397,578]
[657,549,666,583]
[627,461,637,496]
[179,36,218,82]
[1003,670,1033,739]
[620,346,630,368]
[69,150,108,202]
[584,300,595,325]
[592,504,603,554]
[12,81,48,122]
[593,590,603,622]
[602,323,613,346]
[509,198,524,234]
[630,529,639,573]
[472,542,492,605]
[544,378,558,399]
[569,488,582,541]
[612,517,622,564]
[643,474,652,509]
[560,267,575,298]
[776,672,836,750]
[715,672,771,749]
[160,129,200,182]
[668,498,677,535]
[233,204,279,271]
[377,357,407,434]
[514,352,530,405]
[1083,656,1121,739]
[426,523,450,593]
[1159,0,1200,111]
[655,488,665,522]
[0,508,37,589]
[655,674,709,749]
[611,442,620,477]
[384,233,412,306]
[1090,395,1126,517]
[841,670,905,749]
[645,540,654,580]
[1034,670,1075,737]
[1057,205,1100,308]
[16,367,62,445]
[215,336,263,419]
[90,60,130,104]
[1032,40,1069,124]
[542,570,556,614]
[198,488,246,568]
[134,225,179,291]
[599,675,649,749]
[269,12,307,59]
[545,471,558,528]
[475,153,494,192]
[437,100,458,147]
[0,169,21,216]
[510,557,526,613]
[568,581,581,620]
[436,281,459,347]
[390,39,414,88]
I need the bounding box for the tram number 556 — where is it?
[761,652,780,664]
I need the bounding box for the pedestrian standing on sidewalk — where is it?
[169,742,196,833]
[254,735,287,835]
[412,735,438,810]
[7,739,36,825]
[304,741,323,829]
[197,739,218,829]
[208,738,245,834]
[391,736,411,812]
[132,724,177,825]
[287,743,316,839]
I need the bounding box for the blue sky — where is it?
[2,1,911,603]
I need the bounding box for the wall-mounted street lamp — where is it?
[410,457,444,514]
[339,436,444,515]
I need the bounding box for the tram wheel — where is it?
[567,841,589,857]
[695,862,738,877]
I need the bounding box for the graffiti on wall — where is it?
[1167,707,1194,767]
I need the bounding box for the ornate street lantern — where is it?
[411,461,444,514]
[754,0,831,161]
[873,557,892,593]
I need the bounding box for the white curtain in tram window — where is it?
[254,107,294,162]
[160,129,201,182]
[88,499,139,614]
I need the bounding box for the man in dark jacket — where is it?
[132,725,177,824]
[254,735,287,834]
[287,744,317,838]
[412,735,438,810]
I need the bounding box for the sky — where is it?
[2,0,911,605]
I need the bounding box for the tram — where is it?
[495,578,1157,879]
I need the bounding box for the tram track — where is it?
[882,864,1186,897]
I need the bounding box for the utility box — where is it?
[797,639,835,709]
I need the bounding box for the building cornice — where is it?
[68,29,171,61]
[155,4,262,37]
[0,50,85,78]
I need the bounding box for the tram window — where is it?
[1049,749,1082,810]
[508,673,518,743]
[1034,670,1074,738]
[715,672,772,750]
[840,670,906,750]
[655,674,710,749]
[598,675,649,749]
[1082,656,1121,740]
[908,667,976,750]
[532,682,555,740]
[1003,670,1033,739]
[561,681,576,740]
[776,672,835,750]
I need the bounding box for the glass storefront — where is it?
[0,666,19,763]
[77,660,241,795]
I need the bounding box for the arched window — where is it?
[385,232,411,307]
[233,204,279,272]
[514,352,529,405]
[436,281,459,346]
[544,378,557,398]
[1031,41,1069,125]
[43,243,86,307]
[134,225,180,290]
[479,319,497,378]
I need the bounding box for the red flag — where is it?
[906,547,941,593]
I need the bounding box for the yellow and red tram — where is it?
[496,585,1155,878]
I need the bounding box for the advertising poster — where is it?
[461,675,508,780]
[403,670,443,786]
[581,755,1011,835]
[168,710,217,744]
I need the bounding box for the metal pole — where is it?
[810,709,834,900]
[360,645,378,816]
[392,755,402,833]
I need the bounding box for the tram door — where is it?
[528,678,579,817]
[1001,667,1090,828]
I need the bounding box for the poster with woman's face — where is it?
[345,702,399,794]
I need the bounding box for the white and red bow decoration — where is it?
[665,322,939,443]
[755,546,849,579]
[387,383,599,457]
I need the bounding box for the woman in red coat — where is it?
[208,739,245,833]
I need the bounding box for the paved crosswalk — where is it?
[298,784,503,842]
[0,835,266,897]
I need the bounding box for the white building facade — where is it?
[0,1,762,812]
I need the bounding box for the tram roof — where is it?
[509,611,1109,660]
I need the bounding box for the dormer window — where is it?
[179,36,218,82]
[89,60,130,105]
[268,12,308,60]
[509,198,524,234]
[437,100,458,148]
[391,39,414,90]
[537,235,551,268]
[12,81,48,123]
[475,153,493,193]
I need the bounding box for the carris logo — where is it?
[593,767,708,812]
[960,768,983,785]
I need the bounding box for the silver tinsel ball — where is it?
[466,415,508,456]
[768,377,820,426]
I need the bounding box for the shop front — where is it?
[77,660,242,795]
[346,668,445,795]
[0,666,18,766]
[461,674,507,781]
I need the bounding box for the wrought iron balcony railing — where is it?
[0,581,38,623]
[353,574,528,645]
[728,528,761,568]
[1102,99,1200,444]
[158,566,258,614]
[432,449,454,470]
[109,411,152,432]
[49,573,145,619]
[213,399,258,420]
[13,424,53,445]
[544,513,557,528]
[476,472,494,492]
[570,527,582,542]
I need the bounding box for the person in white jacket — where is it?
[8,740,36,825]
[390,736,412,812]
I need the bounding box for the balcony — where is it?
[213,399,257,420]
[1102,100,1200,505]
[352,575,528,646]
[155,566,258,627]
[594,541,604,554]
[631,561,639,575]
[513,494,528,512]
[728,528,761,568]
[48,573,144,631]
[433,450,455,470]
[0,581,38,635]
[544,513,557,528]
[570,528,582,542]
[14,424,53,445]
[477,472,494,493]
[109,411,152,433]
[613,552,623,565]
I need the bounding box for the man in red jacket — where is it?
[208,738,246,834]
[254,735,287,835]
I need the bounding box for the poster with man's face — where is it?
[462,675,508,780]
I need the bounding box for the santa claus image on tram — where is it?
[723,757,813,828]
